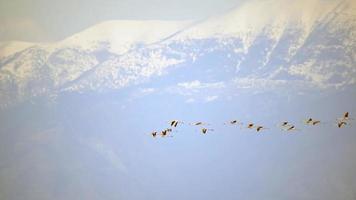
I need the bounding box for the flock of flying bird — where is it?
[150,112,353,138]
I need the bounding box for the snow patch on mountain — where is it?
[176,0,341,46]
[58,20,193,55]
[0,41,35,59]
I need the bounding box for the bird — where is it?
[190,122,209,126]
[281,124,297,131]
[170,120,177,127]
[170,120,183,128]
[247,123,254,129]
[256,126,267,132]
[304,118,321,126]
[278,122,291,130]
[160,129,172,137]
[312,120,321,125]
[229,120,241,125]
[337,121,347,128]
[230,120,243,125]
[305,118,313,124]
[224,120,242,125]
[344,112,349,120]
[281,121,289,127]
[201,128,214,134]
[160,130,167,137]
[230,120,238,124]
[287,125,296,131]
[151,131,157,138]
[339,112,353,121]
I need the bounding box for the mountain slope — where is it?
[57,20,193,55]
[0,0,355,109]
[0,41,35,59]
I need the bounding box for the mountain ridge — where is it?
[0,0,355,109]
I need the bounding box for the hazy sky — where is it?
[0,0,243,42]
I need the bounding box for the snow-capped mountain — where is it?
[0,41,35,59]
[0,0,355,108]
[58,20,193,54]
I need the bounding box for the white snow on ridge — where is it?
[58,20,193,55]
[1,20,193,58]
[2,0,354,58]
[175,0,345,42]
[0,41,35,59]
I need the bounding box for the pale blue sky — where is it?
[0,0,244,42]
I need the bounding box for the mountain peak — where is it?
[58,20,193,55]
[0,41,35,59]
[177,0,352,40]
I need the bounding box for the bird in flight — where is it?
[151,131,157,138]
[335,112,352,128]
[190,122,209,126]
[201,128,214,134]
[279,121,293,130]
[337,121,347,128]
[343,112,349,120]
[287,125,297,131]
[281,121,289,127]
[247,123,254,129]
[338,112,353,121]
[230,120,238,124]
[225,120,242,125]
[305,118,313,124]
[160,130,168,137]
[304,118,321,125]
[256,126,267,132]
[280,123,298,131]
[312,120,321,125]
[160,128,173,137]
[170,120,183,128]
[344,112,349,117]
